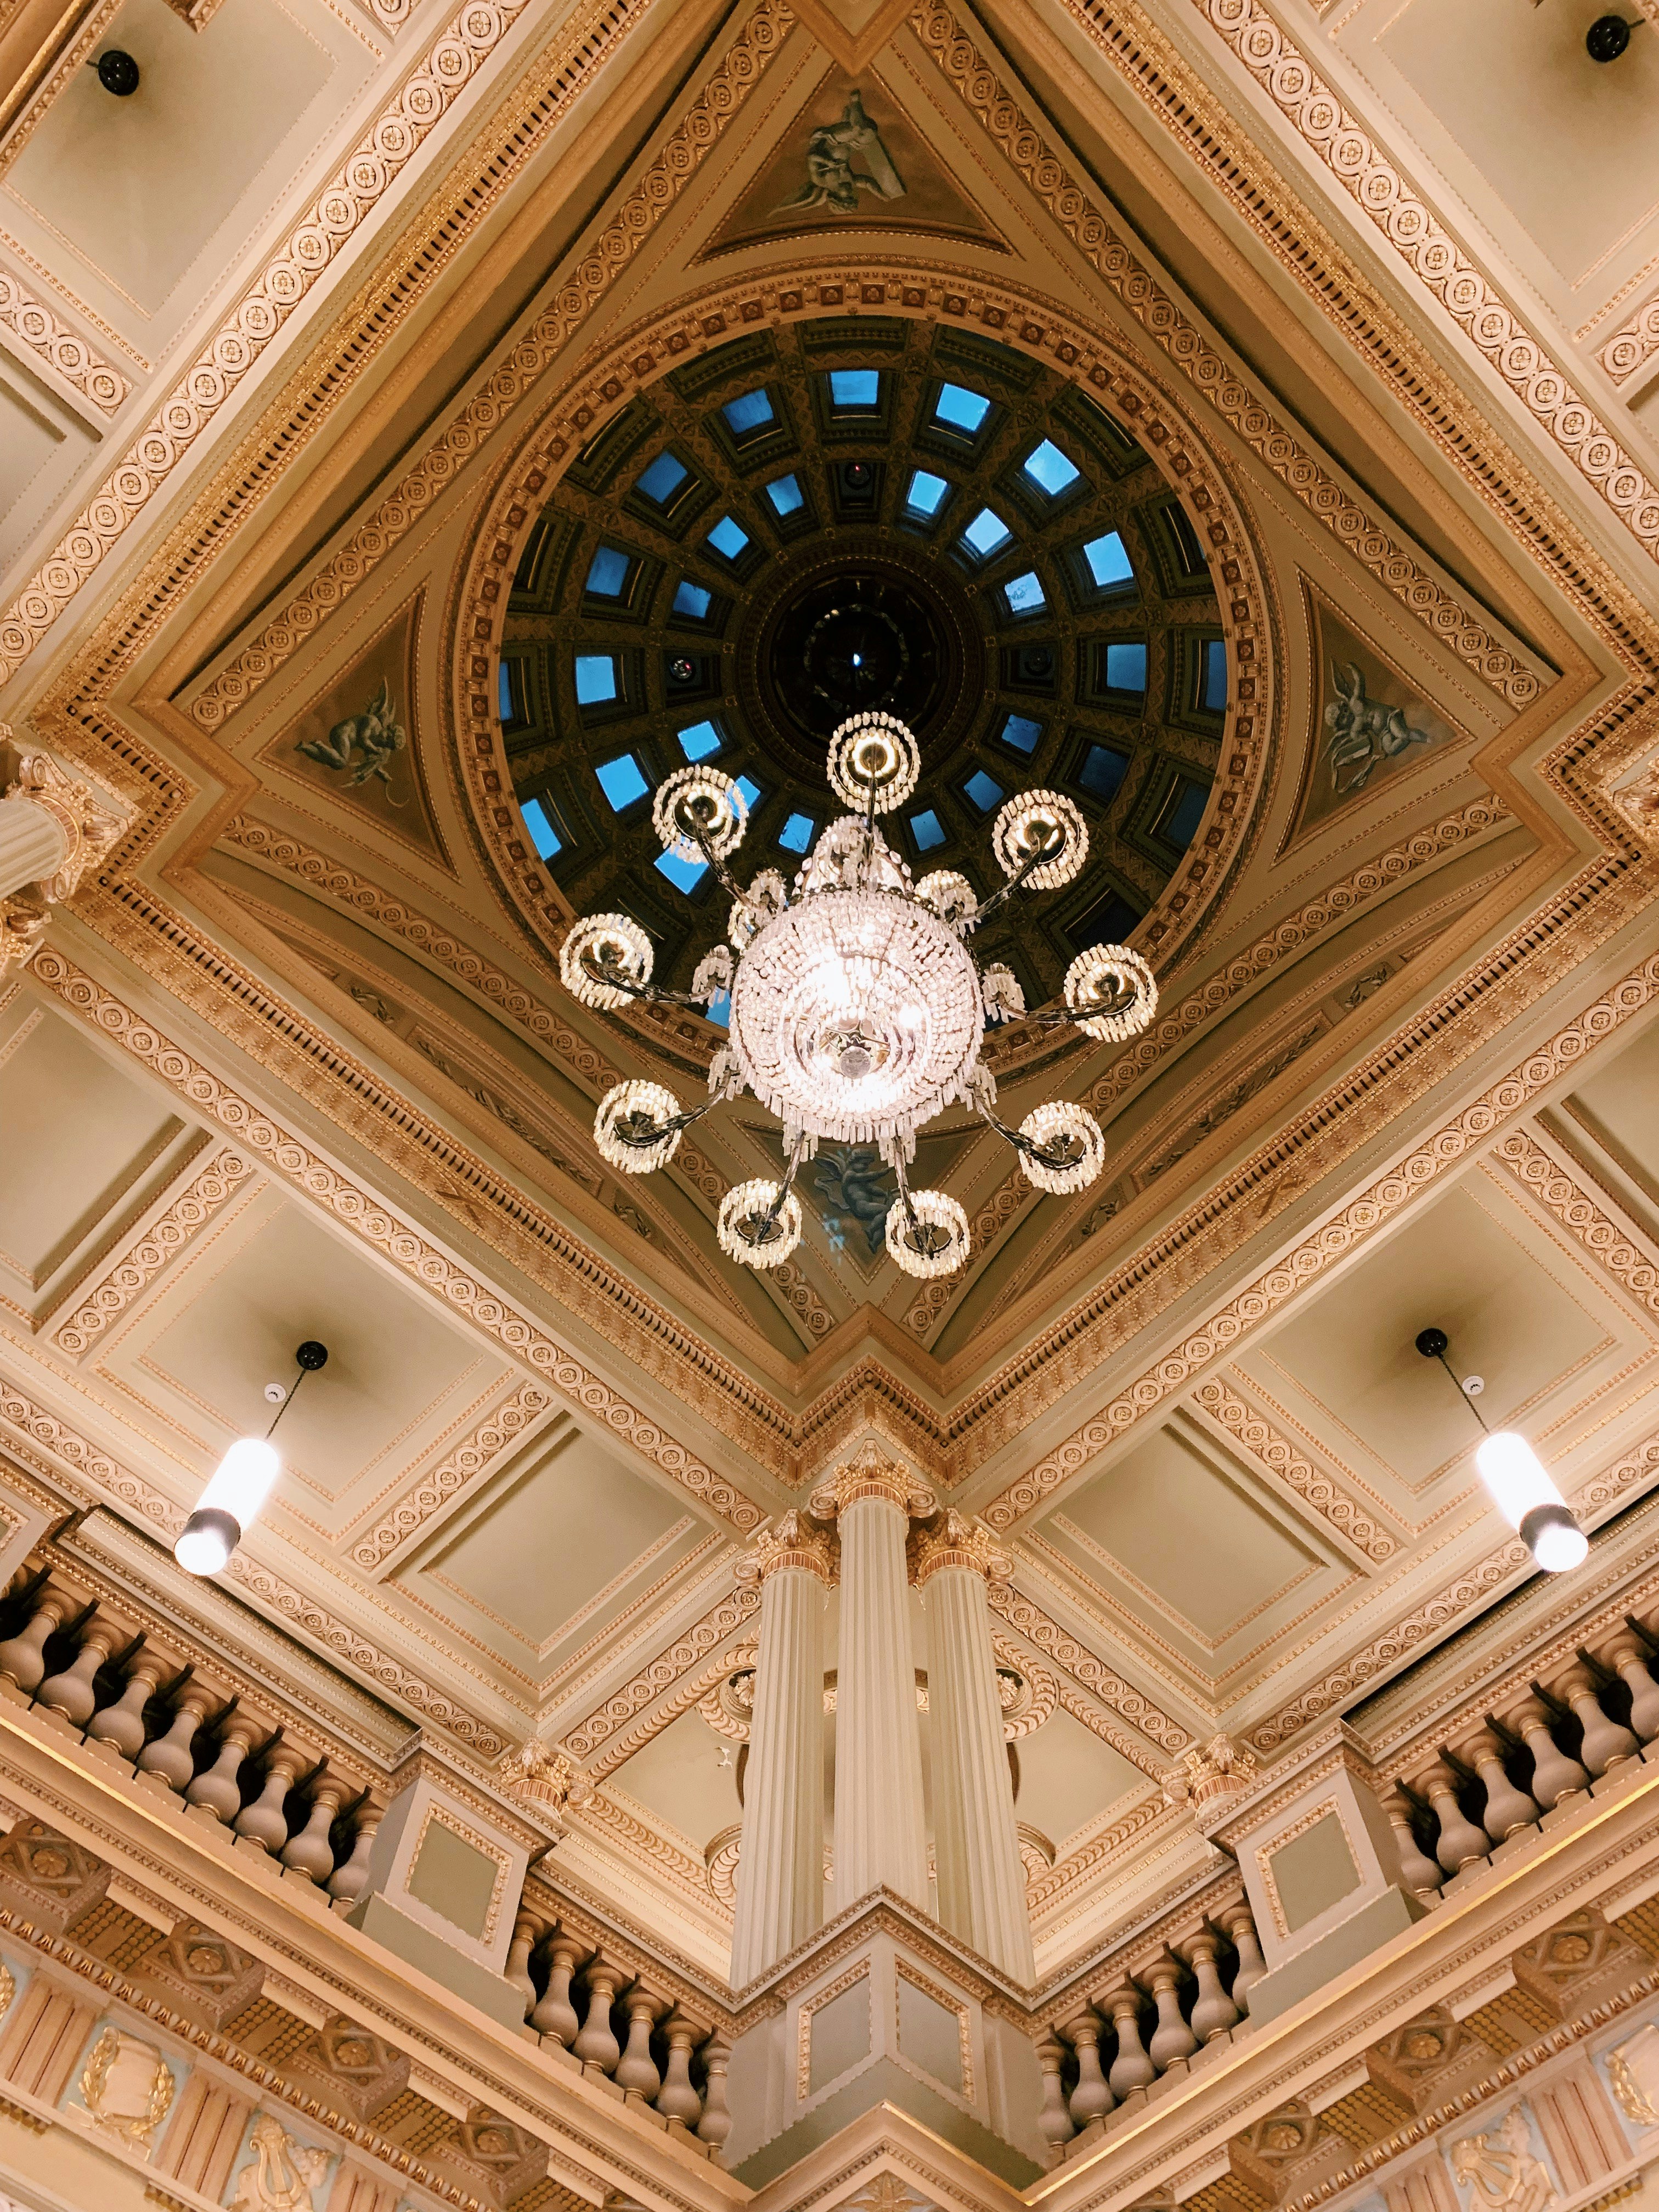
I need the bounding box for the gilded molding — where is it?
[0,269,128,414]
[1492,1131,1659,1317]
[558,1588,760,1765]
[808,1441,936,1521]
[911,3,1539,706]
[978,948,1659,1533]
[51,1143,256,1356]
[26,947,764,1534]
[986,1584,1192,1753]
[1196,0,1659,561]
[1600,290,1659,386]
[1191,1378,1399,1563]
[349,1381,554,1567]
[733,1510,837,1587]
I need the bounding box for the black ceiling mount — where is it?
[295,1341,330,1372]
[1586,14,1639,60]
[1414,1326,1449,1359]
[93,49,140,94]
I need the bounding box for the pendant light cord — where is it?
[1415,1327,1489,1434]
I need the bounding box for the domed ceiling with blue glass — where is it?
[499,319,1229,1019]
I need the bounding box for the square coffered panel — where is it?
[609,1708,742,1861]
[1012,1704,1148,1858]
[392,1421,704,1692]
[0,1003,185,1311]
[101,1188,501,1516]
[1239,1174,1623,1496]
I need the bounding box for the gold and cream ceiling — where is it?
[0,0,1656,1984]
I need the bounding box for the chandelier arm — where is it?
[612,1097,721,1155]
[686,816,749,906]
[973,825,1064,923]
[577,956,707,1011]
[756,1126,810,1237]
[973,1103,1077,1173]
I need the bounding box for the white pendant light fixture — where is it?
[174,1340,329,1576]
[1414,1326,1587,1573]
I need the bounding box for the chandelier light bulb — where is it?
[1017,1102,1106,1194]
[595,1080,685,1173]
[560,913,653,1009]
[718,1180,804,1267]
[1473,1431,1587,1573]
[653,766,747,861]
[1064,944,1158,1042]
[886,1189,970,1279]
[175,1436,280,1577]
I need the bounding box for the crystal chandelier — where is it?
[559,714,1158,1278]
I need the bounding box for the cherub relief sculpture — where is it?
[296,679,408,800]
[1323,663,1432,795]
[780,91,905,213]
[812,1144,895,1255]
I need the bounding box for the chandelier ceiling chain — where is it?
[562,712,1159,1277]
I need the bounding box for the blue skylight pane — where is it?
[707,514,749,559]
[1084,531,1135,588]
[905,469,949,516]
[574,653,618,704]
[828,369,879,409]
[962,507,1012,557]
[655,849,708,894]
[673,580,712,619]
[910,809,946,851]
[678,720,722,761]
[721,389,775,436]
[1105,642,1147,693]
[585,546,630,597]
[1201,639,1228,712]
[999,714,1041,755]
[520,798,561,859]
[964,770,1003,814]
[1023,439,1080,495]
[765,475,805,517]
[1164,781,1209,849]
[778,811,814,854]
[706,989,731,1028]
[595,753,649,811]
[636,451,689,504]
[1077,744,1130,803]
[735,776,761,812]
[498,661,518,721]
[1003,570,1046,614]
[934,383,991,433]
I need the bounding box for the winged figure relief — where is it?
[780,92,906,214]
[296,679,409,802]
[1322,663,1432,796]
[812,1143,896,1256]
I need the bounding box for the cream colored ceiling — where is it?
[0,0,1655,1985]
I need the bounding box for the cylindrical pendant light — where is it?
[174,1341,328,1576]
[1414,1328,1586,1574]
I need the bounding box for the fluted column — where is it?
[810,1444,933,1910]
[915,1511,1034,1984]
[729,1511,836,1985]
[0,743,116,973]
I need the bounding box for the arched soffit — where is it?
[445,272,1280,1079]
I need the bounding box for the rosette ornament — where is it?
[556,708,1158,1282]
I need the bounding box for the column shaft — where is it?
[730,1559,826,1984]
[0,793,67,899]
[836,1492,928,1908]
[925,1562,1035,1982]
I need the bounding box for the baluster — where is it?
[695,2035,732,2152]
[87,1651,166,1759]
[572,1954,621,2072]
[234,1740,306,1851]
[1384,1790,1444,1899]
[1511,1700,1589,1808]
[505,1914,539,2017]
[1063,2012,1113,2126]
[656,2012,703,2125]
[1218,1902,1266,2014]
[1146,1956,1197,2070]
[185,1712,261,1822]
[1035,2035,1076,2148]
[530,1934,581,2045]
[138,1681,215,1789]
[38,1617,117,1724]
[1105,1985,1155,2098]
[328,1810,380,1901]
[614,1987,662,2098]
[1610,1635,1659,1741]
[1561,1664,1639,1774]
[281,1780,345,1882]
[1460,1732,1538,1841]
[1421,1766,1489,1872]
[0,1590,72,1691]
[1183,1932,1240,2042]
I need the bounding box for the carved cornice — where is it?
[349,1382,554,1569]
[50,1143,255,1356]
[0,269,128,415]
[910,1510,1011,1590]
[988,1586,1191,1754]
[733,1511,837,1588]
[809,1442,936,1521]
[1190,1378,1400,1564]
[1600,288,1659,386]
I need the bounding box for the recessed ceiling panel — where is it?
[1562,1015,1659,1205]
[1010,1705,1146,1854]
[608,1707,742,1853]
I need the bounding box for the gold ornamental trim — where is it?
[734,1511,837,1588]
[911,1511,1011,1591]
[809,1442,936,1522]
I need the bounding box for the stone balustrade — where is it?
[1033,1892,1267,2155]
[0,1562,381,1897]
[507,1904,731,2153]
[1383,1609,1659,1900]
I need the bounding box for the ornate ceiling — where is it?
[0,0,1656,1987]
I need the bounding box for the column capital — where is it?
[911,1509,1010,1589]
[733,1509,837,1587]
[808,1440,935,1522]
[4,747,118,900]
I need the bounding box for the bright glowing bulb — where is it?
[1473,1431,1585,1573]
[174,1436,281,1573]
[174,1518,234,1576]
